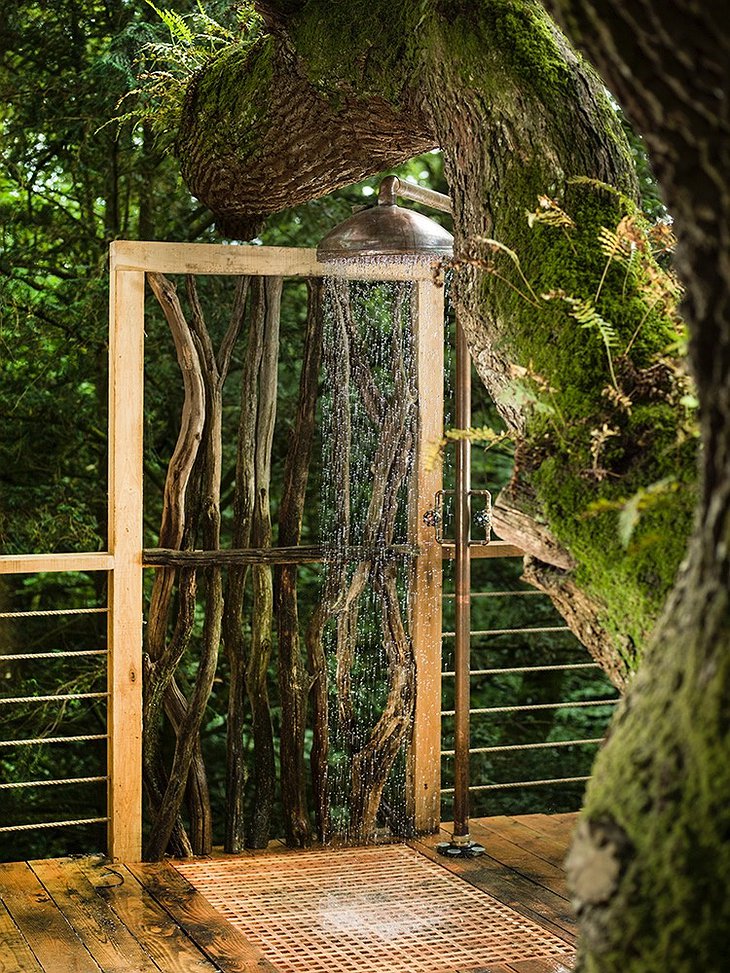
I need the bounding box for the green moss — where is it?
[479,177,698,669]
[576,609,730,970]
[289,1,419,101]
[187,35,275,161]
[533,451,695,667]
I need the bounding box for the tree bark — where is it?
[532,3,730,971]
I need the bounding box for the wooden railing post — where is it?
[407,279,444,833]
[107,251,145,861]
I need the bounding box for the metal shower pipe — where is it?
[452,315,472,845]
[377,175,453,213]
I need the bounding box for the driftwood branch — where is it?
[245,276,282,848]
[143,273,207,858]
[145,273,205,662]
[223,278,264,852]
[222,277,282,850]
[147,276,245,859]
[277,279,324,847]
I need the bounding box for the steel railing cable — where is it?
[0,692,108,705]
[441,662,598,677]
[441,737,604,756]
[441,698,618,717]
[0,817,108,834]
[0,734,107,748]
[0,607,107,619]
[441,776,591,794]
[1,650,107,662]
[0,775,107,790]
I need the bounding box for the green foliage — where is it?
[113,1,263,149]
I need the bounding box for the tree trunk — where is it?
[175,0,697,682]
[537,3,730,971]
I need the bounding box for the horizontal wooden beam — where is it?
[143,545,418,567]
[0,553,115,575]
[143,541,525,567]
[110,242,437,281]
[441,541,525,559]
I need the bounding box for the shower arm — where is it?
[378,175,453,214]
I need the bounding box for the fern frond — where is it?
[472,236,540,303]
[597,226,625,260]
[474,236,521,265]
[527,195,575,230]
[145,2,195,44]
[564,297,619,348]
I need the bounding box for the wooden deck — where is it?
[0,814,577,973]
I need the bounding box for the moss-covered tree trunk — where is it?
[173,0,730,967]
[541,2,730,971]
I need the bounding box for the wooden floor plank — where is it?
[0,861,101,973]
[514,814,578,844]
[30,858,161,973]
[126,861,276,973]
[412,833,576,943]
[0,898,44,973]
[466,822,570,898]
[77,857,218,973]
[476,817,574,871]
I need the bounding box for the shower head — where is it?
[316,176,454,264]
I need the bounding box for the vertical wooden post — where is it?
[408,279,444,833]
[107,249,145,861]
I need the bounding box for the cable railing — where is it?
[0,563,109,848]
[440,581,619,808]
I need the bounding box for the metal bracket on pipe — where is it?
[424,490,492,545]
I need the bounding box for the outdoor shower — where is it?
[318,176,485,859]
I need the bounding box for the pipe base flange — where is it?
[435,840,486,859]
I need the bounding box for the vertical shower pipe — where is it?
[453,315,472,845]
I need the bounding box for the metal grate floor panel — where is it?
[175,844,575,972]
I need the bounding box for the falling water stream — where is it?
[318,272,419,842]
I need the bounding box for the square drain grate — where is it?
[175,844,575,972]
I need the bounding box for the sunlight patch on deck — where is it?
[175,844,575,972]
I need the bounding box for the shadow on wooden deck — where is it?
[0,813,577,973]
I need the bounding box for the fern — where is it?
[542,293,619,389]
[146,2,195,44]
[106,2,263,147]
[527,195,576,230]
[426,426,511,470]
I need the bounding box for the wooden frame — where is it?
[1,240,523,861]
[106,241,445,857]
[407,281,445,832]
